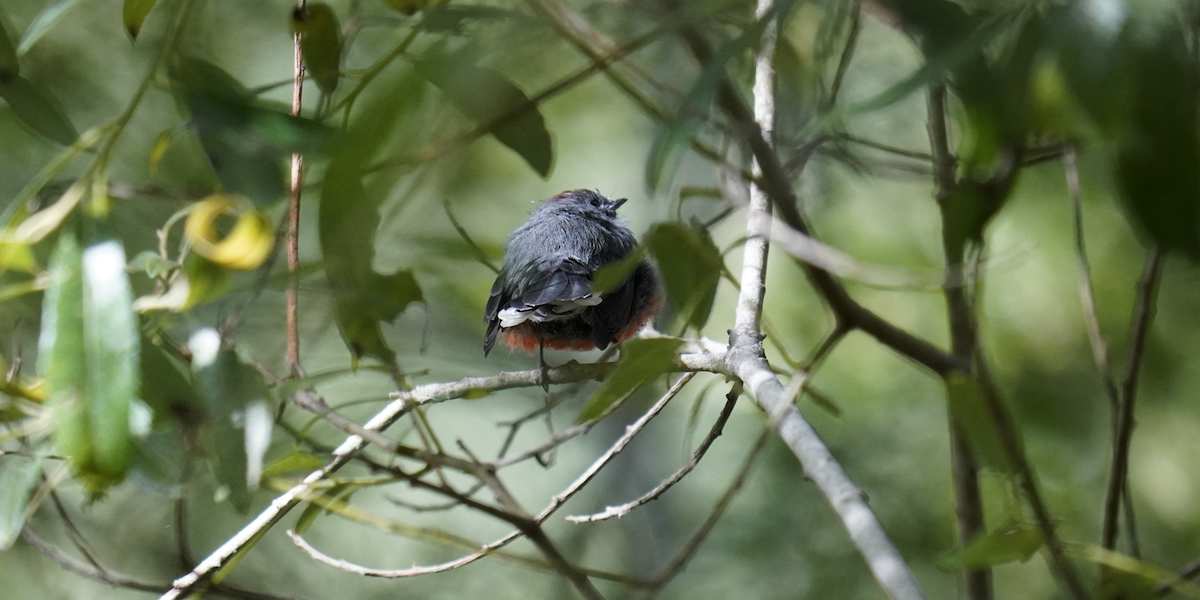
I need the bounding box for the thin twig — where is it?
[567,384,736,523]
[1101,250,1163,552]
[928,81,990,600]
[1066,146,1120,409]
[286,0,307,375]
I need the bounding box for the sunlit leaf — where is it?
[80,229,139,479]
[416,51,552,177]
[0,75,78,145]
[0,455,41,550]
[39,227,90,481]
[124,0,162,40]
[646,221,722,331]
[17,0,86,55]
[39,222,139,493]
[290,3,341,95]
[945,372,1011,472]
[577,338,683,423]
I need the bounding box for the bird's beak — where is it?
[610,198,628,210]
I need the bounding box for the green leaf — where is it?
[290,3,341,95]
[1113,21,1200,260]
[938,520,1042,571]
[124,0,161,39]
[320,68,426,365]
[39,223,138,493]
[39,227,91,482]
[262,450,325,479]
[416,51,553,177]
[172,57,333,205]
[0,16,18,78]
[192,336,273,512]
[647,14,774,190]
[945,372,1011,472]
[0,455,42,550]
[18,0,86,55]
[592,248,648,295]
[646,221,722,331]
[381,0,439,17]
[577,338,683,423]
[128,250,176,279]
[80,228,139,479]
[0,75,78,145]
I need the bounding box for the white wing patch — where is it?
[498,294,603,327]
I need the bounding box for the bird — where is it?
[484,189,661,357]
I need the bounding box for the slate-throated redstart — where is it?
[484,190,661,356]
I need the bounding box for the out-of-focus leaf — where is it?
[382,0,441,17]
[0,75,78,145]
[40,227,90,482]
[1113,21,1200,260]
[262,450,324,479]
[646,221,722,331]
[416,51,552,177]
[172,57,333,205]
[577,338,683,423]
[192,331,273,512]
[647,10,778,190]
[1046,7,1129,138]
[0,16,18,78]
[80,229,139,479]
[128,250,176,279]
[4,180,86,245]
[423,5,512,34]
[183,194,274,270]
[0,242,37,273]
[592,248,648,294]
[0,455,41,550]
[294,483,356,534]
[128,429,189,497]
[39,222,139,493]
[938,520,1041,571]
[290,3,341,95]
[147,127,176,174]
[18,0,85,55]
[124,0,161,40]
[183,252,231,307]
[139,335,201,417]
[320,69,426,366]
[945,372,1011,472]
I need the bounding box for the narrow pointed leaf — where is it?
[416,54,552,177]
[80,229,139,478]
[0,17,18,78]
[17,0,86,55]
[124,0,162,39]
[39,227,91,480]
[577,338,683,423]
[0,455,42,549]
[0,75,78,145]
